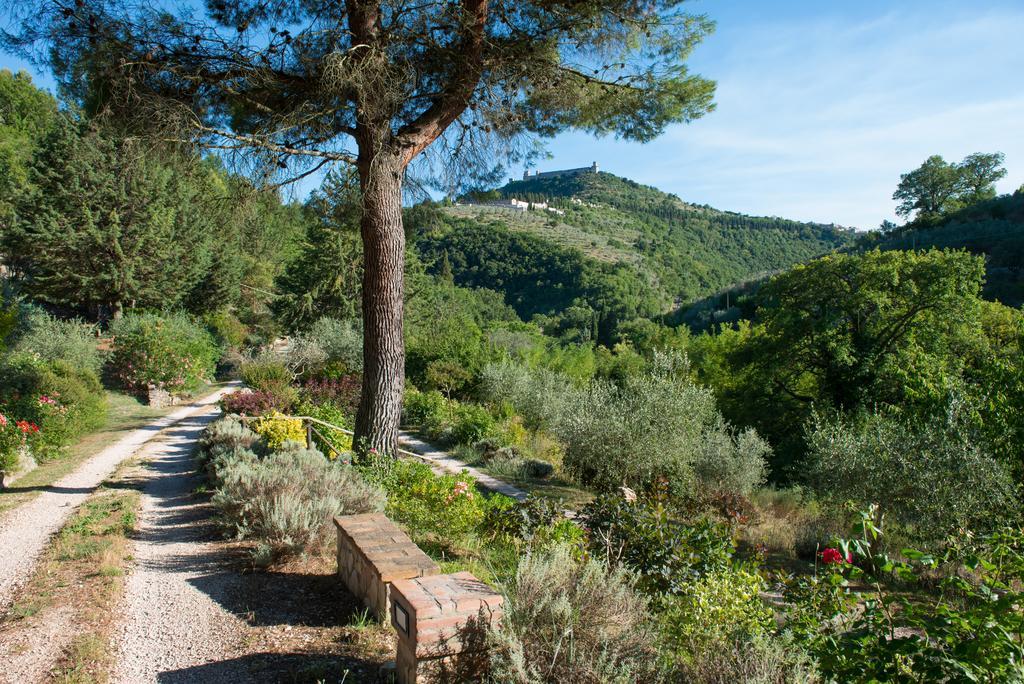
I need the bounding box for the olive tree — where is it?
[2,0,716,452]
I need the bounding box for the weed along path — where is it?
[0,385,236,612]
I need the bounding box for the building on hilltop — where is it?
[457,196,566,216]
[523,161,599,181]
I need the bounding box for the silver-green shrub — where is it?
[12,307,103,375]
[198,416,261,459]
[806,406,1018,542]
[558,352,770,495]
[478,360,575,431]
[674,633,819,684]
[692,423,770,496]
[486,543,663,683]
[289,317,363,372]
[212,447,385,557]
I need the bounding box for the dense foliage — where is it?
[806,408,1018,542]
[704,248,1015,472]
[109,312,219,394]
[414,214,661,343]
[198,416,384,563]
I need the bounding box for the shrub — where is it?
[558,352,769,497]
[692,425,770,496]
[451,402,497,445]
[0,354,107,459]
[0,412,26,476]
[220,389,294,416]
[110,312,220,393]
[486,543,663,683]
[11,308,103,375]
[806,407,1019,542]
[659,568,773,658]
[674,634,819,684]
[211,447,385,559]
[482,494,564,542]
[197,415,261,463]
[203,310,248,349]
[360,456,484,544]
[251,411,306,450]
[239,356,293,394]
[479,361,576,431]
[482,446,554,481]
[787,507,1024,682]
[403,387,448,427]
[300,375,360,417]
[289,317,363,375]
[581,489,735,596]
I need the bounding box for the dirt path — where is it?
[111,413,393,683]
[110,410,252,683]
[398,431,527,501]
[0,386,235,612]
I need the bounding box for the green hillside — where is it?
[455,171,856,307]
[870,191,1024,306]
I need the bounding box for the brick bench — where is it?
[334,513,440,620]
[390,571,504,684]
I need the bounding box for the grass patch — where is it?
[2,472,142,682]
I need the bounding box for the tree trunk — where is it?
[353,152,406,455]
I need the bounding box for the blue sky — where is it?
[3,1,1023,229]
[544,0,1024,228]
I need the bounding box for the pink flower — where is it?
[0,413,7,427]
[447,481,473,502]
[38,395,57,406]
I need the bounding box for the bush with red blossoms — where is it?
[0,410,38,476]
[220,388,297,416]
[820,547,852,565]
[110,313,219,394]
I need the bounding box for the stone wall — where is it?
[334,513,439,620]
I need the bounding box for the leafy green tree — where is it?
[893,155,963,223]
[725,249,989,472]
[957,151,1007,206]
[5,0,717,453]
[894,152,1007,224]
[3,118,217,319]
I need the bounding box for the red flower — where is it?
[821,547,852,565]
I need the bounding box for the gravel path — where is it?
[0,386,235,612]
[111,409,251,683]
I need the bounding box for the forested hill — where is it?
[868,191,1024,306]
[410,171,855,343]
[456,171,856,307]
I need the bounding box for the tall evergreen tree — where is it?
[0,69,57,233]
[3,118,216,319]
[274,172,363,332]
